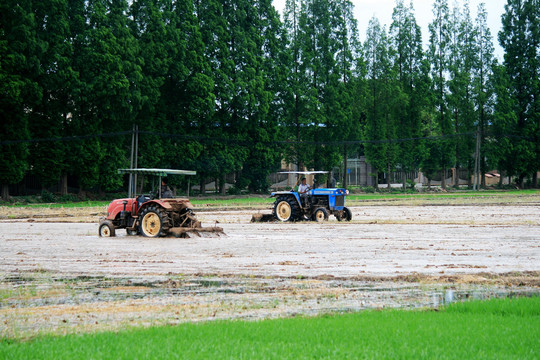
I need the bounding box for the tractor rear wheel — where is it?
[274,197,299,222]
[99,220,116,237]
[313,208,329,223]
[139,206,169,237]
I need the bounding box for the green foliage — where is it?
[0,0,536,195]
[0,0,40,195]
[282,0,361,176]
[362,17,399,186]
[389,0,425,183]
[40,190,56,203]
[1,297,539,359]
[496,0,540,186]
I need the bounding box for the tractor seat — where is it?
[137,195,151,208]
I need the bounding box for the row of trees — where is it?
[1,0,538,198]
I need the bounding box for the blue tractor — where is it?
[270,171,352,222]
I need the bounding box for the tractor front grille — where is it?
[335,195,344,207]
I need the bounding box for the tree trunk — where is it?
[441,168,447,190]
[533,172,538,188]
[402,170,406,190]
[386,165,391,188]
[1,184,9,201]
[518,174,525,189]
[220,175,226,195]
[373,169,378,189]
[200,179,206,195]
[60,174,68,196]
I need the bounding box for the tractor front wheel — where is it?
[139,206,169,237]
[99,220,116,237]
[343,207,352,221]
[313,208,329,223]
[274,197,298,222]
[335,207,353,222]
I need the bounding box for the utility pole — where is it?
[343,145,348,189]
[128,124,139,197]
[134,124,138,194]
[473,127,481,191]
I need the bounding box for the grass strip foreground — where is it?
[1,296,539,359]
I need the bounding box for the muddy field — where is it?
[1,198,539,339]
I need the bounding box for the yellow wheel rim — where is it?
[315,211,325,222]
[100,226,110,236]
[142,212,160,236]
[276,201,292,221]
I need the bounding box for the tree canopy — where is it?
[0,0,538,198]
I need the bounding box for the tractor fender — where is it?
[137,200,170,214]
[272,192,301,208]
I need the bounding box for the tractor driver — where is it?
[298,177,310,207]
[160,178,174,198]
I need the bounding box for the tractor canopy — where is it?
[118,168,196,199]
[270,170,333,197]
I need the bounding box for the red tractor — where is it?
[98,168,222,238]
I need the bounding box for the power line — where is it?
[0,129,535,146]
[0,131,132,145]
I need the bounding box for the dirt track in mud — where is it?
[1,199,539,339]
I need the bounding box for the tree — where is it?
[427,0,454,189]
[282,0,361,184]
[191,0,229,193]
[30,0,77,195]
[326,0,362,187]
[282,0,311,170]
[70,0,143,192]
[240,0,284,192]
[498,0,539,187]
[491,64,521,184]
[0,0,41,199]
[473,2,495,187]
[363,17,398,188]
[446,1,476,187]
[389,0,425,189]
[129,0,171,171]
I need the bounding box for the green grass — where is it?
[1,200,111,209]
[347,189,540,201]
[1,297,538,359]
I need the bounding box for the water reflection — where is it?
[1,274,538,310]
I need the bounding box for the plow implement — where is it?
[251,213,275,222]
[169,226,224,238]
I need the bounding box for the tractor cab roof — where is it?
[118,168,196,176]
[278,171,328,175]
[118,168,196,198]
